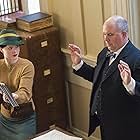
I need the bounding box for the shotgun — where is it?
[0,83,19,108]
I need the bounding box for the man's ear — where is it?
[122,31,128,38]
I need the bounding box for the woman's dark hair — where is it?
[0,45,6,48]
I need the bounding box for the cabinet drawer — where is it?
[17,27,68,133]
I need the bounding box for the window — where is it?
[0,0,40,16]
[28,0,40,14]
[0,0,22,16]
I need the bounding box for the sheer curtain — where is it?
[28,0,40,14]
[21,0,40,14]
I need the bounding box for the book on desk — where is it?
[16,12,53,32]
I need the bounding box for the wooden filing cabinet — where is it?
[17,27,68,133]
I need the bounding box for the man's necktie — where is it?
[106,51,116,66]
[106,51,116,59]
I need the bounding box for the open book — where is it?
[31,129,83,140]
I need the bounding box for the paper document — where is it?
[31,129,82,140]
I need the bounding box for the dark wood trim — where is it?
[18,0,22,11]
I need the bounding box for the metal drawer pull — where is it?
[41,40,48,47]
[47,97,53,104]
[43,69,51,76]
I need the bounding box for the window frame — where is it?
[0,0,22,16]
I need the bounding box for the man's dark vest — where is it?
[91,54,112,115]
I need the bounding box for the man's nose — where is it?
[104,35,110,42]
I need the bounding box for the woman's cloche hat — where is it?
[0,29,24,47]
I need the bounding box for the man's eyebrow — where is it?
[103,32,115,36]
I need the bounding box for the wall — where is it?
[39,0,139,139]
[44,1,104,139]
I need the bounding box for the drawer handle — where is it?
[41,40,48,47]
[49,124,56,129]
[47,97,54,104]
[43,69,51,76]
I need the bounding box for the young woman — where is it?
[0,29,36,140]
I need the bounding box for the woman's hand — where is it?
[3,93,18,103]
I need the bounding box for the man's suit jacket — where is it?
[74,41,140,140]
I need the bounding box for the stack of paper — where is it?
[31,129,82,140]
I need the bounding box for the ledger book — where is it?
[31,128,83,140]
[16,12,53,32]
